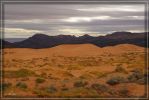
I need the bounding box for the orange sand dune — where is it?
[3,43,146,97]
[3,44,145,59]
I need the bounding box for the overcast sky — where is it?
[4,4,145,38]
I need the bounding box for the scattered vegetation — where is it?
[5,68,35,78]
[128,68,145,84]
[16,82,27,89]
[91,83,108,93]
[79,73,93,79]
[73,80,88,87]
[3,46,146,97]
[2,82,12,91]
[90,71,108,78]
[115,66,127,73]
[35,78,45,84]
[45,85,57,93]
[33,88,48,97]
[118,88,130,97]
[106,76,126,85]
[61,87,69,91]
[20,77,29,81]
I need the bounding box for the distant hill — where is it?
[1,32,148,48]
[5,38,26,43]
[0,39,15,48]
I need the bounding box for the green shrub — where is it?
[46,85,57,93]
[20,77,29,81]
[5,68,35,78]
[33,89,48,97]
[61,87,69,91]
[2,82,12,90]
[79,74,93,79]
[119,88,129,97]
[74,80,88,87]
[90,71,107,78]
[128,69,144,82]
[91,83,108,92]
[115,66,126,73]
[36,78,45,84]
[16,82,27,89]
[106,76,125,85]
[137,78,146,85]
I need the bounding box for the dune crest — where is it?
[102,44,144,51]
[50,43,100,49]
[3,44,145,59]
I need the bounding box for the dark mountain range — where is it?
[5,38,26,43]
[1,32,148,48]
[0,39,15,48]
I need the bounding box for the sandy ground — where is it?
[2,44,147,98]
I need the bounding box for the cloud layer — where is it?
[4,4,145,38]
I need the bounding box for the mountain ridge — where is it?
[1,31,148,48]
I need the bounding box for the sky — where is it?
[4,4,145,38]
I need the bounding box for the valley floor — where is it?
[2,44,148,98]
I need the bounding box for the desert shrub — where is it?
[73,80,88,87]
[62,79,69,83]
[36,78,45,84]
[67,66,81,70]
[20,77,29,81]
[95,72,107,78]
[90,71,108,78]
[57,64,63,67]
[61,87,69,91]
[77,60,98,67]
[137,78,146,85]
[91,83,108,93]
[16,82,27,89]
[65,87,100,98]
[46,85,57,93]
[107,89,117,95]
[131,68,143,73]
[16,69,35,77]
[2,82,12,90]
[119,88,129,97]
[33,89,49,97]
[106,76,125,85]
[115,66,127,73]
[79,74,93,79]
[5,68,35,78]
[128,68,145,84]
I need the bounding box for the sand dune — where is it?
[3,44,145,59]
[3,43,146,97]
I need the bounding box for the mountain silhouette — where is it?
[1,32,148,48]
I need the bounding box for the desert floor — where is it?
[2,44,148,98]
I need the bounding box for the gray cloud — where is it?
[4,4,145,38]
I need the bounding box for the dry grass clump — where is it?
[106,76,126,85]
[16,82,27,89]
[4,68,35,78]
[35,78,45,84]
[73,80,88,87]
